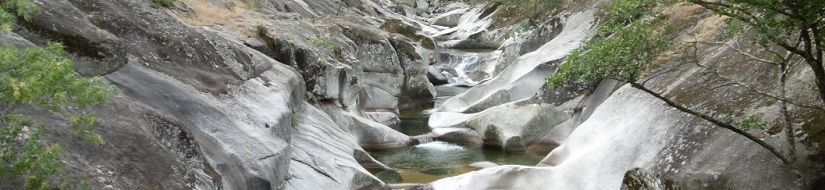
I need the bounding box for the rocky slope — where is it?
[4,0,445,189]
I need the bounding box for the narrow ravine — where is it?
[367,49,543,184]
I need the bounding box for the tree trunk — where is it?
[780,61,796,164]
[807,60,825,107]
[779,59,805,189]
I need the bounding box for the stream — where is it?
[367,50,544,184]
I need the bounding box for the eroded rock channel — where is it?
[3,0,823,189]
[367,49,544,184]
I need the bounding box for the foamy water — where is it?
[414,141,465,151]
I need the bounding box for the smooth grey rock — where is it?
[310,65,359,107]
[469,161,499,169]
[319,104,412,149]
[366,112,402,128]
[0,32,35,47]
[428,66,450,85]
[285,102,390,189]
[430,95,580,152]
[396,0,416,7]
[416,0,429,12]
[432,9,466,27]
[359,86,401,112]
[432,86,801,190]
[435,12,594,113]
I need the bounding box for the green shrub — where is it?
[503,20,531,39]
[152,0,176,7]
[546,0,672,89]
[255,24,268,37]
[1,43,112,189]
[496,0,562,25]
[2,1,111,188]
[0,0,39,32]
[309,37,335,54]
[290,113,299,128]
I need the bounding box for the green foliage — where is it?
[1,1,111,188]
[723,114,768,130]
[688,0,824,49]
[0,43,111,189]
[0,44,112,110]
[503,20,531,39]
[69,115,104,144]
[309,37,335,54]
[601,0,664,25]
[689,0,825,107]
[255,24,268,37]
[152,0,176,7]
[1,115,63,190]
[723,19,744,40]
[0,0,40,32]
[290,113,299,128]
[496,0,562,24]
[546,0,672,89]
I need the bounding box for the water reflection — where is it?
[368,113,543,183]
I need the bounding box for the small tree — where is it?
[547,0,795,165]
[687,0,825,107]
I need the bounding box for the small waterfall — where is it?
[417,137,434,144]
[436,50,498,87]
[451,54,480,86]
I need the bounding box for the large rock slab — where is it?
[13,0,398,189]
[319,104,413,150]
[429,79,622,153]
[285,102,391,189]
[431,8,467,27]
[430,86,799,190]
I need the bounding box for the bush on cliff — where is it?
[1,0,112,189]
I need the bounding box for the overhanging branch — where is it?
[629,82,791,165]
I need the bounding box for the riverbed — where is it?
[368,110,544,183]
[366,47,547,183]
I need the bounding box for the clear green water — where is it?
[367,111,544,184]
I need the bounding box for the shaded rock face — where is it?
[621,168,679,190]
[312,18,437,113]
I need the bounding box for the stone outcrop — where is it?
[430,86,802,189]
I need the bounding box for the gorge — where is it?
[0,0,823,189]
